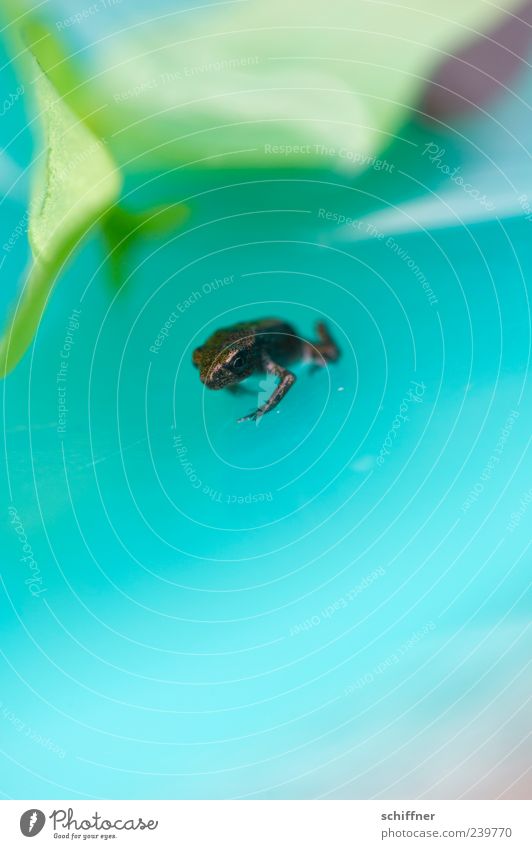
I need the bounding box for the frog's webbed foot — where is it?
[237,354,296,423]
[305,321,340,367]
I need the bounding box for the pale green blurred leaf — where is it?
[0,63,122,376]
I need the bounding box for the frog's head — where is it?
[192,343,252,389]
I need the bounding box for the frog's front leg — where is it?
[238,353,296,422]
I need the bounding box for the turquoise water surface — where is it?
[1,32,531,799]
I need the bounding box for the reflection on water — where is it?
[1,154,530,798]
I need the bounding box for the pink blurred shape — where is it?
[423,0,532,117]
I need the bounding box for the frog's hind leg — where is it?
[305,321,340,366]
[238,354,296,422]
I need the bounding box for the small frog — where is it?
[192,318,340,422]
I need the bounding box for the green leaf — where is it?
[0,61,122,377]
[0,0,523,376]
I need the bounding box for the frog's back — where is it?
[204,318,301,367]
[201,320,285,355]
[232,318,295,335]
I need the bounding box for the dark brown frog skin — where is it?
[192,318,340,422]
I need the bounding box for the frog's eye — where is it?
[230,355,245,374]
[192,346,204,367]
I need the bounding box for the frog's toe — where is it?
[238,409,262,423]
